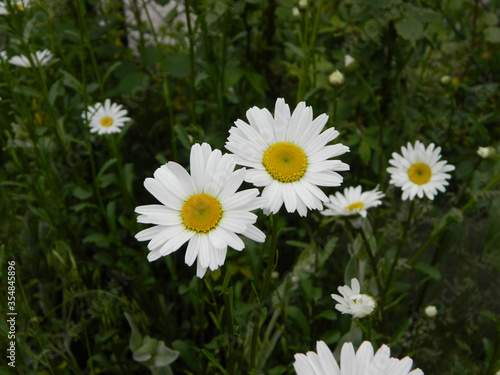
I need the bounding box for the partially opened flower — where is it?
[82,99,131,135]
[331,278,375,318]
[387,141,455,201]
[8,49,53,68]
[135,143,266,278]
[225,98,349,217]
[322,185,384,218]
[293,340,423,375]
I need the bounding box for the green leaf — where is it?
[314,310,338,322]
[359,138,371,165]
[133,336,157,363]
[395,12,423,42]
[83,233,111,248]
[164,53,190,78]
[73,186,93,200]
[414,262,441,280]
[117,71,150,96]
[484,26,500,43]
[124,313,143,352]
[174,124,192,150]
[201,349,227,374]
[287,305,310,337]
[154,342,180,367]
[103,61,123,84]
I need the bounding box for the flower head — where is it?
[82,99,131,135]
[440,75,451,86]
[322,185,384,218]
[387,141,455,201]
[0,0,29,14]
[293,340,423,375]
[328,70,344,86]
[477,146,496,159]
[225,98,349,217]
[8,49,53,68]
[135,143,266,278]
[424,305,437,318]
[331,278,375,318]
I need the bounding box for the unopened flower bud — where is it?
[291,7,300,18]
[424,305,437,318]
[298,0,307,9]
[344,54,356,70]
[440,75,451,85]
[477,146,496,159]
[328,70,344,86]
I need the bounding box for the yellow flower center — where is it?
[100,116,114,127]
[181,193,222,233]
[262,142,307,183]
[408,162,432,185]
[346,202,364,212]
[17,3,24,10]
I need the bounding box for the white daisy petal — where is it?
[293,341,423,375]
[82,98,131,135]
[331,278,376,318]
[226,98,349,216]
[387,141,454,201]
[135,142,265,278]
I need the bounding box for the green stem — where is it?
[184,0,197,128]
[249,213,279,371]
[381,200,416,308]
[359,226,383,295]
[140,0,177,160]
[221,265,235,375]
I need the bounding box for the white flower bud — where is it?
[298,0,307,9]
[344,54,355,69]
[424,305,437,318]
[477,146,496,159]
[328,70,344,86]
[440,75,451,85]
[291,7,300,18]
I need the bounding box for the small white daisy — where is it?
[0,0,29,14]
[331,278,376,318]
[225,98,349,217]
[387,141,455,201]
[82,99,131,135]
[322,185,384,218]
[135,143,266,278]
[293,340,424,375]
[8,49,54,68]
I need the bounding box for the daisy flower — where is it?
[0,0,29,14]
[8,49,54,68]
[387,141,455,201]
[293,340,423,375]
[135,143,266,278]
[225,98,349,217]
[322,185,384,218]
[82,99,131,135]
[331,278,376,318]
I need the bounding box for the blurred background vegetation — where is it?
[1,0,500,374]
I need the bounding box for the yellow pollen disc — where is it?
[408,162,432,185]
[17,4,24,9]
[181,193,222,233]
[262,142,307,183]
[346,202,364,212]
[100,116,114,127]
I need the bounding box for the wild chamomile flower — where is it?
[135,143,266,278]
[331,278,376,318]
[8,49,54,68]
[387,141,455,201]
[82,99,131,135]
[225,98,349,217]
[293,340,423,375]
[322,185,384,218]
[0,0,29,14]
